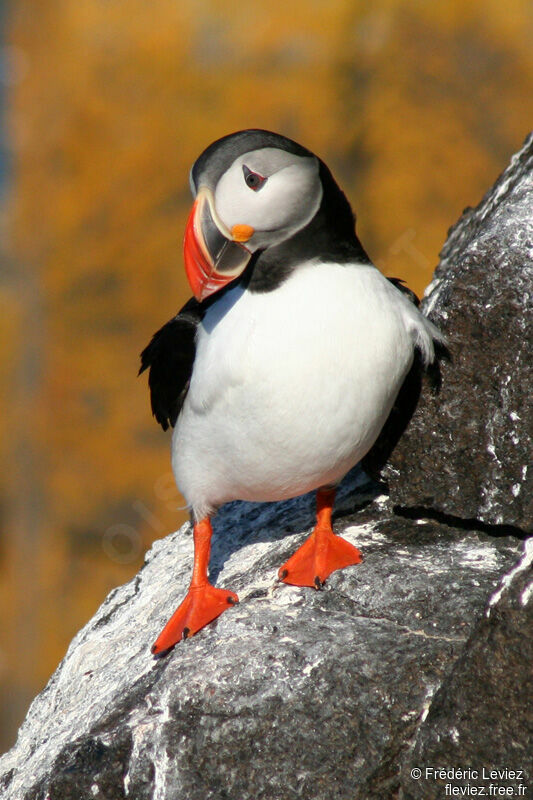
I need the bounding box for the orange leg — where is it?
[278,488,363,589]
[151,518,238,654]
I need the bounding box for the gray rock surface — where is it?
[385,132,533,530]
[0,476,524,800]
[399,538,533,800]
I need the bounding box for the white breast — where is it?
[173,261,434,519]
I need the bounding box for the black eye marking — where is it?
[242,164,267,192]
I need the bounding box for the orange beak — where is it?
[183,188,254,302]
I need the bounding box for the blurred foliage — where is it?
[0,0,532,751]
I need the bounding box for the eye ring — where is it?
[243,164,267,192]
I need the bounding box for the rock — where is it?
[385,132,533,531]
[0,475,523,800]
[400,539,533,800]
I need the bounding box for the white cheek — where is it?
[215,163,321,234]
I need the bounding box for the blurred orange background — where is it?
[0,0,532,751]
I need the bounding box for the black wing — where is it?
[386,276,420,307]
[361,353,423,482]
[139,297,204,431]
[361,278,446,481]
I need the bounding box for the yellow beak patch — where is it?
[231,224,255,243]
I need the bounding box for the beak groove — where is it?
[183,188,252,302]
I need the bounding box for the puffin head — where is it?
[184,129,362,301]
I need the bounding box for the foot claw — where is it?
[279,568,288,581]
[151,643,173,658]
[314,576,323,590]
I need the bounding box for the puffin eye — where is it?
[243,164,267,192]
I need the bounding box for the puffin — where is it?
[140,129,444,654]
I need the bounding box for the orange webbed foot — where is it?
[278,487,362,589]
[151,517,238,655]
[278,527,362,588]
[152,582,239,654]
